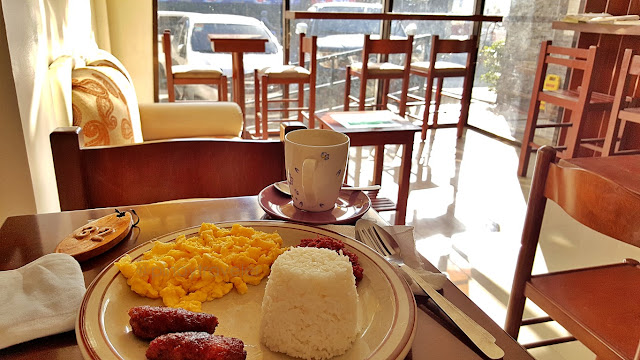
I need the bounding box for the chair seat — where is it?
[527,262,640,360]
[259,65,310,79]
[540,89,614,108]
[172,65,223,79]
[351,62,405,76]
[411,61,467,76]
[619,107,640,122]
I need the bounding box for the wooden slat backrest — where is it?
[162,30,173,79]
[433,35,476,54]
[365,35,414,54]
[299,33,318,73]
[51,127,286,211]
[547,44,591,59]
[543,149,640,247]
[626,52,640,98]
[545,56,588,70]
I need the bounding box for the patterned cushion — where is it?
[71,66,143,146]
[84,49,133,83]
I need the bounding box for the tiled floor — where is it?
[345,124,603,360]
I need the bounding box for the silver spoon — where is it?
[273,181,380,196]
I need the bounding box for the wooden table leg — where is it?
[232,52,246,132]
[395,141,414,225]
[373,144,385,185]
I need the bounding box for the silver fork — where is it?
[355,219,505,360]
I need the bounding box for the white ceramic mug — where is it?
[284,129,350,212]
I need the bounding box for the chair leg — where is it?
[564,108,587,158]
[283,84,290,120]
[433,78,443,128]
[261,78,269,140]
[421,74,434,141]
[309,81,316,129]
[297,82,304,122]
[399,74,410,119]
[602,113,622,157]
[458,72,473,139]
[344,66,352,111]
[517,97,542,177]
[358,74,367,111]
[380,79,390,111]
[167,77,176,103]
[254,71,261,137]
[219,76,228,101]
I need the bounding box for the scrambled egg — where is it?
[115,223,287,312]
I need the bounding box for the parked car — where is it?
[306,2,408,58]
[158,11,283,100]
[165,12,282,76]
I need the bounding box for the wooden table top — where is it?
[208,35,268,53]
[319,110,421,136]
[0,197,532,360]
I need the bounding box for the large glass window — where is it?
[157,0,284,128]
[469,0,582,142]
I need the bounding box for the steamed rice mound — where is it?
[260,247,359,359]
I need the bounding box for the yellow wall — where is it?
[104,0,153,102]
[0,0,152,224]
[0,4,36,223]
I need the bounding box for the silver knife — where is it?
[401,264,505,359]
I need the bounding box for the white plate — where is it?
[76,221,417,360]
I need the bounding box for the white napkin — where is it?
[321,224,448,291]
[0,253,86,349]
[381,225,448,292]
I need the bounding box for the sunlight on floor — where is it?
[347,123,600,360]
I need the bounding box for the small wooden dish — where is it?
[55,211,133,262]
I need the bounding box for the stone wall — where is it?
[497,0,575,115]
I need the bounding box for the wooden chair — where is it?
[162,29,228,102]
[505,145,640,360]
[51,127,285,210]
[602,48,640,156]
[517,41,614,177]
[254,33,317,140]
[403,35,477,140]
[344,35,414,118]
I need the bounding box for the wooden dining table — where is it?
[318,110,421,226]
[209,35,268,133]
[0,197,532,360]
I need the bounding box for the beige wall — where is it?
[0,4,36,223]
[0,0,152,224]
[102,0,153,102]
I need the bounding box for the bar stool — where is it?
[402,35,477,140]
[162,30,228,102]
[602,48,640,156]
[517,40,614,177]
[254,32,317,140]
[343,35,414,118]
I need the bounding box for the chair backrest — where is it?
[429,35,477,68]
[612,49,640,114]
[361,34,414,68]
[162,30,175,86]
[51,127,285,210]
[508,145,640,358]
[535,41,599,101]
[524,146,640,251]
[298,33,318,84]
